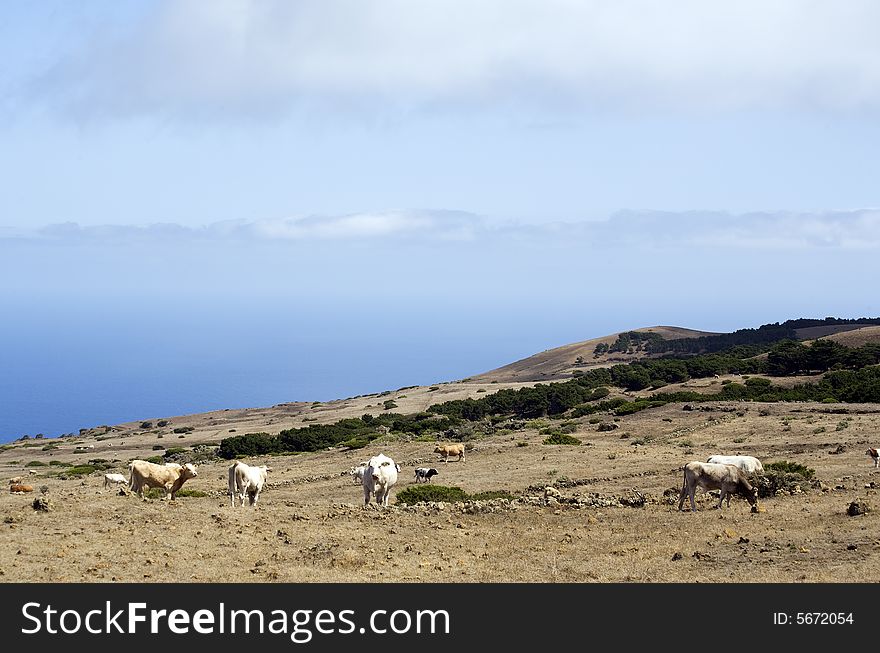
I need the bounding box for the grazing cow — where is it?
[866,448,880,469]
[434,443,466,463]
[678,461,758,513]
[103,472,128,489]
[9,484,34,493]
[414,467,438,483]
[128,460,198,500]
[363,453,398,507]
[228,461,270,507]
[706,455,764,474]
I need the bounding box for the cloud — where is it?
[25,0,880,120]
[6,208,880,251]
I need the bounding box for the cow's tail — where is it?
[228,462,239,506]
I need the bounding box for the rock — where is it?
[847,500,870,516]
[671,552,683,561]
[847,544,858,550]
[32,497,50,512]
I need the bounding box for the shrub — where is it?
[174,489,208,498]
[383,400,398,410]
[173,426,194,434]
[542,433,581,445]
[756,461,816,498]
[49,460,72,467]
[140,421,153,429]
[25,461,47,467]
[396,485,469,505]
[597,423,619,432]
[340,436,370,450]
[469,490,513,501]
[516,441,529,447]
[157,420,169,427]
[152,445,165,450]
[145,455,164,464]
[63,465,96,476]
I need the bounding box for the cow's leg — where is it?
[678,479,687,511]
[689,487,697,512]
[363,486,371,506]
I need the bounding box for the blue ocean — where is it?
[0,299,589,444]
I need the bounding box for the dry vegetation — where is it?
[3,377,880,583]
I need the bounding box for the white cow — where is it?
[103,472,128,489]
[348,465,367,485]
[679,461,759,512]
[706,455,764,474]
[128,460,198,500]
[228,461,270,507]
[363,453,398,507]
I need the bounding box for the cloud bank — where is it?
[6,209,880,251]
[27,0,880,120]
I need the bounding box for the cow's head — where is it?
[367,455,397,483]
[182,463,198,479]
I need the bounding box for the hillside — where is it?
[470,326,717,383]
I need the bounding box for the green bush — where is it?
[145,455,164,464]
[25,460,47,467]
[765,460,815,478]
[174,489,208,498]
[542,433,582,445]
[469,490,513,501]
[49,460,72,467]
[383,400,398,410]
[757,460,816,498]
[152,445,165,450]
[396,485,469,505]
[63,465,96,476]
[173,426,194,434]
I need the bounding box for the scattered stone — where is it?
[32,497,50,512]
[738,537,750,544]
[671,552,683,561]
[847,544,858,551]
[847,500,870,516]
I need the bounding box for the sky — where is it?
[2,2,880,439]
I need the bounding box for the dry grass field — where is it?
[3,371,880,583]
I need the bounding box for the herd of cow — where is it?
[83,442,467,509]
[10,441,880,513]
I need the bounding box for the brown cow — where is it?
[434,443,466,463]
[128,460,198,500]
[678,461,758,512]
[9,484,34,493]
